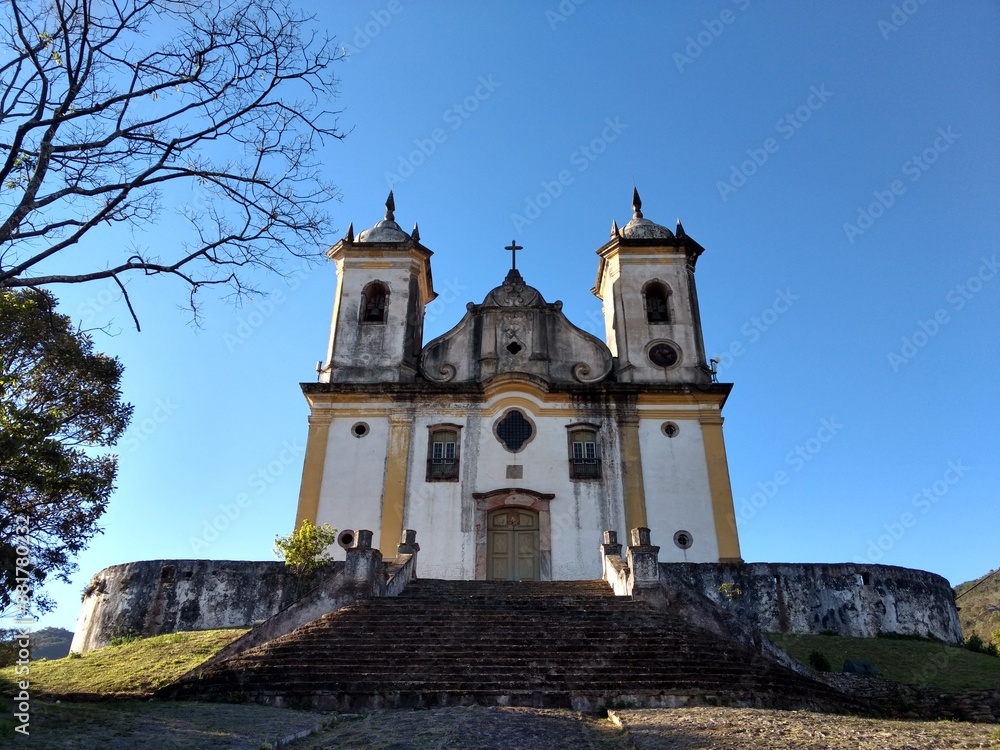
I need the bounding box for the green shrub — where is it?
[964,634,984,653]
[807,650,831,672]
[109,631,142,647]
[274,520,338,576]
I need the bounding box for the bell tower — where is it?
[322,191,437,383]
[593,189,712,385]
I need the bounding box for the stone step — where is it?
[161,578,856,712]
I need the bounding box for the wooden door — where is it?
[487,508,539,581]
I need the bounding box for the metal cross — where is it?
[504,240,523,270]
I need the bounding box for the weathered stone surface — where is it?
[71,560,343,653]
[659,562,962,644]
[160,579,860,713]
[420,268,613,385]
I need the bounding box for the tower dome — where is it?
[357,190,411,242]
[620,187,674,240]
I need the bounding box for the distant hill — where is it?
[0,626,74,667]
[954,568,1000,644]
[31,627,74,660]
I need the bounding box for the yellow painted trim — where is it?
[294,414,333,529]
[619,417,648,533]
[379,413,413,557]
[637,409,705,420]
[700,417,743,562]
[637,392,728,408]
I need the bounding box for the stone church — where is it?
[293,189,743,581]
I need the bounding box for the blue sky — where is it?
[21,1,1000,631]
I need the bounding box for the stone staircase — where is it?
[162,578,859,712]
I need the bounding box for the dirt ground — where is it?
[5,701,999,750]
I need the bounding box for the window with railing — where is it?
[568,427,601,479]
[426,427,460,481]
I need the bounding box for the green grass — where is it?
[769,633,1000,691]
[0,628,247,698]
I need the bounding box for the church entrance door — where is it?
[487,508,540,581]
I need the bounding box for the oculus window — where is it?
[495,410,534,453]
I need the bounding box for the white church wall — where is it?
[315,414,390,551]
[397,392,628,581]
[638,417,720,563]
[404,411,471,579]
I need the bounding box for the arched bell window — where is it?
[643,281,670,324]
[360,281,389,323]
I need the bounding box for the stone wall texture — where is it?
[661,562,962,644]
[71,559,342,653]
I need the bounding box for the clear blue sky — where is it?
[25,1,1000,631]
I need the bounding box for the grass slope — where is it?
[955,567,1000,644]
[0,628,246,698]
[769,633,1000,691]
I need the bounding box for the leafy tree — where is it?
[0,0,344,324]
[274,520,337,576]
[0,288,132,616]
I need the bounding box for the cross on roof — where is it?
[504,240,523,270]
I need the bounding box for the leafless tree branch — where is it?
[0,0,345,323]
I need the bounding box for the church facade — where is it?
[293,190,742,581]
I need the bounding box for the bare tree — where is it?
[0,0,344,325]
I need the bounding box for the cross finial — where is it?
[504,240,523,270]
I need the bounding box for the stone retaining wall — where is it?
[662,562,962,644]
[71,559,341,653]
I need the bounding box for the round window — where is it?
[673,530,693,550]
[351,422,369,438]
[662,422,680,438]
[494,410,535,453]
[648,341,680,368]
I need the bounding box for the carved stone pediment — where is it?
[420,269,613,385]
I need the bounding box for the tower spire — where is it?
[631,187,643,219]
[385,190,396,221]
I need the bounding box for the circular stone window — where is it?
[494,409,535,452]
[662,422,680,438]
[351,422,369,438]
[647,341,680,368]
[673,530,693,550]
